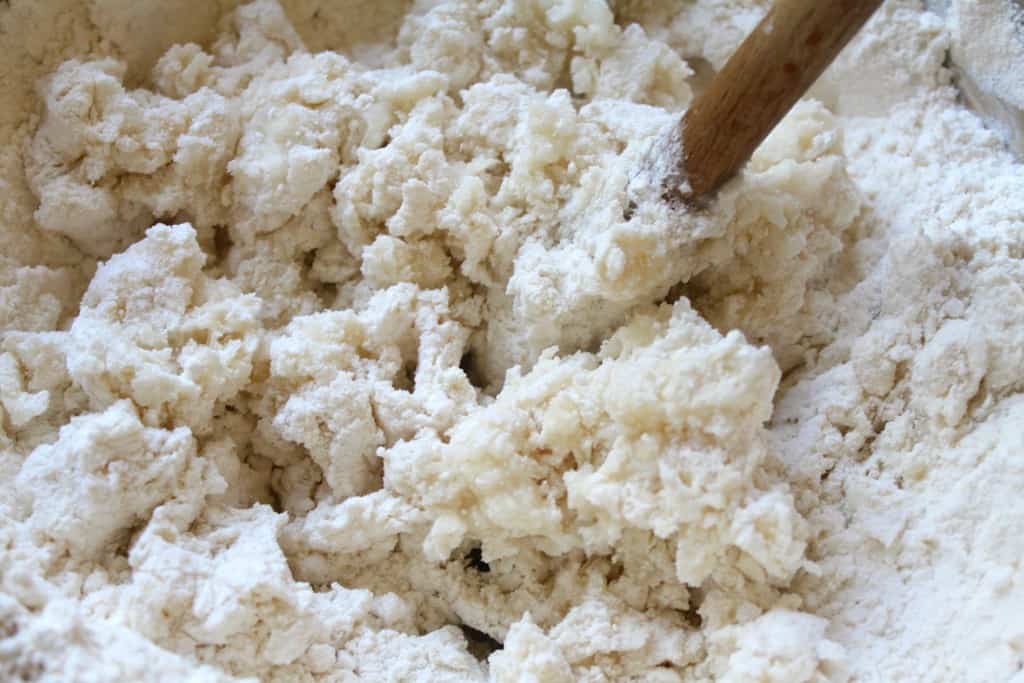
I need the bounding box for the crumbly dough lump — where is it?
[2,1,1023,681]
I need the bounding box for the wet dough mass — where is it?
[2,1,1023,681]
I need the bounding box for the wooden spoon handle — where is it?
[676,0,884,201]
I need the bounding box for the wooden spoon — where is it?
[671,0,885,204]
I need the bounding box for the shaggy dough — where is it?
[1,0,1023,681]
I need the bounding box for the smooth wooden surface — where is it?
[675,0,884,202]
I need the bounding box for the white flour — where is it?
[1,1,1023,681]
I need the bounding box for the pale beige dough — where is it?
[2,0,1024,681]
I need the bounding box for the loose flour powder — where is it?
[1,0,1023,681]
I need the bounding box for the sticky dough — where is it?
[2,1,1024,681]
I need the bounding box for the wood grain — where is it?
[675,0,884,203]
